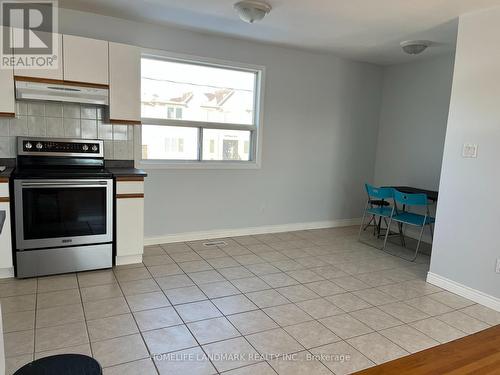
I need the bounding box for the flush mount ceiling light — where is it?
[234,0,272,23]
[400,40,432,55]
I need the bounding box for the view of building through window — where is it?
[141,57,259,162]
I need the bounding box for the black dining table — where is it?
[388,186,439,202]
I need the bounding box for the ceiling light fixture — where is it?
[400,40,432,55]
[234,0,272,23]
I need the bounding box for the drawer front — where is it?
[0,183,8,199]
[116,181,144,195]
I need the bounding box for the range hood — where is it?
[15,80,109,105]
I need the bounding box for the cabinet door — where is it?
[0,194,13,272]
[0,67,15,115]
[63,35,109,85]
[13,32,63,80]
[0,28,15,116]
[116,197,144,261]
[109,42,141,124]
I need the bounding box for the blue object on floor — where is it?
[14,354,102,375]
[382,189,435,262]
[358,183,395,239]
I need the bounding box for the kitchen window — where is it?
[140,54,264,168]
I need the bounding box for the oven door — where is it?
[14,179,113,250]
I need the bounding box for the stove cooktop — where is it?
[13,138,112,179]
[11,167,113,179]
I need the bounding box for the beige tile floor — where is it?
[2,226,500,374]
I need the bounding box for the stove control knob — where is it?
[82,144,89,151]
[25,142,32,150]
[36,142,43,150]
[92,145,98,152]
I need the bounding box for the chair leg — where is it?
[363,215,374,231]
[376,216,382,237]
[382,217,393,252]
[358,209,368,241]
[398,223,406,247]
[411,224,426,262]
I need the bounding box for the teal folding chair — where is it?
[382,189,435,261]
[358,184,394,241]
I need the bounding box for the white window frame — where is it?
[136,49,265,169]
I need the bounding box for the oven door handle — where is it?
[21,181,110,188]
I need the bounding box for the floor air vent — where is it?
[203,240,227,247]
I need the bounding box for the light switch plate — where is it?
[462,143,478,158]
[496,258,500,274]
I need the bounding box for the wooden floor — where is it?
[354,325,500,374]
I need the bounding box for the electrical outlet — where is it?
[496,258,500,274]
[462,143,478,158]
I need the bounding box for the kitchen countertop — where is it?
[0,167,147,179]
[0,160,147,180]
[108,167,147,178]
[0,167,13,181]
[105,160,147,178]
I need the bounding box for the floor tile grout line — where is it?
[75,275,93,358]
[142,259,225,374]
[111,266,161,375]
[143,252,315,373]
[154,259,254,372]
[32,278,38,359]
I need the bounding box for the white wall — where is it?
[58,9,383,239]
[430,7,500,302]
[374,54,455,190]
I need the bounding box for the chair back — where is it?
[365,184,393,200]
[393,189,428,206]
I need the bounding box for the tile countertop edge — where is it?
[0,158,15,180]
[108,167,148,178]
[106,160,147,178]
[0,167,14,180]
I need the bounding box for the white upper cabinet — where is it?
[109,42,141,123]
[0,67,14,115]
[13,32,64,80]
[63,35,109,85]
[0,27,15,115]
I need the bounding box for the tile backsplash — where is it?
[0,100,135,160]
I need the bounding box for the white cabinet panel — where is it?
[0,200,13,272]
[13,32,63,80]
[0,26,15,115]
[63,35,109,85]
[116,181,144,264]
[0,66,14,115]
[109,42,141,123]
[116,197,144,259]
[0,184,8,197]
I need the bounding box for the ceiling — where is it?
[59,0,500,65]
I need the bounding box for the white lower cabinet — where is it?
[0,184,13,277]
[116,180,144,265]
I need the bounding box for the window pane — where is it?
[142,58,256,125]
[142,125,198,160]
[202,129,251,161]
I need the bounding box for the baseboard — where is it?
[0,267,14,279]
[115,254,143,266]
[144,218,361,246]
[427,272,500,312]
